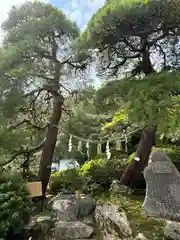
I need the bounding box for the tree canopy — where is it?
[2,0,180,193]
[0,1,88,194]
[77,0,180,77]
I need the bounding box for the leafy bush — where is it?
[110,180,134,199]
[49,159,106,195]
[50,157,126,196]
[0,170,32,240]
[79,158,111,185]
[50,168,84,195]
[127,152,136,164]
[127,146,180,164]
[152,146,180,163]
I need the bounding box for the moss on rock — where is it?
[96,195,166,239]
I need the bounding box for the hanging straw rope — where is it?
[51,124,141,144]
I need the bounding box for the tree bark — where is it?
[119,44,156,188]
[119,126,156,188]
[39,90,63,196]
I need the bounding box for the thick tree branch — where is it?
[117,53,141,59]
[159,100,180,108]
[24,84,61,99]
[0,139,46,167]
[155,43,166,68]
[24,87,46,98]
[123,37,141,52]
[148,32,169,47]
[59,83,71,94]
[61,106,72,116]
[106,58,127,76]
[36,74,54,82]
[9,119,48,131]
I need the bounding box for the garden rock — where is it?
[95,204,133,240]
[24,214,55,240]
[48,194,75,209]
[49,194,96,221]
[55,221,93,239]
[76,196,96,218]
[143,150,180,221]
[52,198,77,221]
[82,215,94,226]
[164,220,180,240]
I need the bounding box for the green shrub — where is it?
[50,168,84,195]
[50,157,126,196]
[152,146,180,163]
[79,158,111,185]
[49,160,106,195]
[127,146,180,164]
[110,180,134,199]
[127,152,136,164]
[0,170,32,240]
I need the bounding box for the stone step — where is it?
[55,221,94,240]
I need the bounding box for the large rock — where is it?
[95,204,133,240]
[55,221,93,239]
[24,214,55,240]
[143,150,180,221]
[164,220,180,240]
[48,194,75,209]
[49,194,96,221]
[76,196,96,218]
[52,198,77,221]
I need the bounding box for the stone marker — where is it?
[142,150,180,221]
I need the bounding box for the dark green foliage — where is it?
[96,72,180,141]
[110,180,134,199]
[78,0,180,77]
[152,146,180,163]
[0,1,82,171]
[79,158,112,193]
[49,168,83,194]
[128,146,180,164]
[94,80,125,114]
[50,156,126,195]
[0,170,32,240]
[55,87,108,162]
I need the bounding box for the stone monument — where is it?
[143,150,180,221]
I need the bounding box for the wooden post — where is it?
[76,190,81,200]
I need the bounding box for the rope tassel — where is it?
[116,139,121,151]
[68,135,72,152]
[77,140,82,152]
[125,134,128,153]
[97,143,102,155]
[86,140,90,158]
[106,140,111,160]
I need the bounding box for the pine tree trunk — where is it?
[119,46,156,188]
[39,91,63,196]
[119,126,156,188]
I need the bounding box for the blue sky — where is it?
[50,0,106,30]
